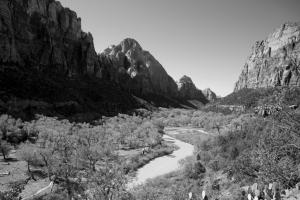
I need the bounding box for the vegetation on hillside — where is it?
[218,87,300,108]
[0,89,300,199]
[132,107,300,200]
[0,113,171,200]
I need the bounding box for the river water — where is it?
[128,132,194,188]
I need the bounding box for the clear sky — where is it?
[59,0,300,96]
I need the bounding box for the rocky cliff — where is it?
[177,76,208,103]
[99,38,179,97]
[0,0,209,119]
[0,0,139,119]
[0,0,100,76]
[235,22,300,91]
[0,0,210,119]
[202,88,217,102]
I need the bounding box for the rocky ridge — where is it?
[99,39,209,103]
[0,0,209,119]
[0,0,100,76]
[235,22,300,91]
[177,75,208,103]
[202,88,217,102]
[99,38,179,98]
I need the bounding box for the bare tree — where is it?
[17,143,40,181]
[0,141,12,160]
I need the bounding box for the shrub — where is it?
[0,140,12,160]
[183,157,206,179]
[199,151,212,164]
[229,147,239,160]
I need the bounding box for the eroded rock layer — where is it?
[177,75,208,103]
[0,0,100,76]
[235,22,300,91]
[99,38,179,97]
[202,88,217,102]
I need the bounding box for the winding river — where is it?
[128,129,195,188]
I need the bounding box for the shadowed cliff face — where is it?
[235,22,300,91]
[100,39,209,104]
[100,38,179,98]
[0,0,209,119]
[0,0,100,76]
[0,0,138,119]
[177,75,208,104]
[202,88,217,102]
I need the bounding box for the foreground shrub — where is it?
[0,140,12,160]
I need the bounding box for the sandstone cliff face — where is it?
[235,22,300,91]
[0,0,100,76]
[99,38,179,97]
[0,0,139,119]
[202,88,217,102]
[177,75,208,103]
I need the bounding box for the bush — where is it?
[183,157,206,179]
[199,151,212,164]
[40,193,68,200]
[208,156,227,172]
[0,140,12,160]
[229,147,239,160]
[194,161,206,174]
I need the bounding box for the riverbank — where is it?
[166,126,214,145]
[128,134,194,188]
[121,139,178,174]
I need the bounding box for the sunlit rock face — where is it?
[235,22,300,91]
[100,38,179,97]
[202,88,217,102]
[0,0,100,76]
[177,75,208,103]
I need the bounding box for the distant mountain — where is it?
[235,22,300,91]
[202,88,217,102]
[99,38,179,98]
[177,76,208,104]
[100,40,210,106]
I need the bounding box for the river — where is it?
[128,129,195,188]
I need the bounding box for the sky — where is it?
[59,0,300,96]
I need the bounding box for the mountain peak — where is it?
[202,88,217,102]
[120,38,142,53]
[179,75,194,84]
[177,76,208,103]
[100,38,179,97]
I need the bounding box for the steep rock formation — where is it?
[0,0,209,117]
[0,0,100,76]
[99,38,179,97]
[0,0,139,119]
[177,76,208,103]
[202,88,217,102]
[235,22,300,91]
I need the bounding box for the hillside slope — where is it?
[0,0,209,120]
